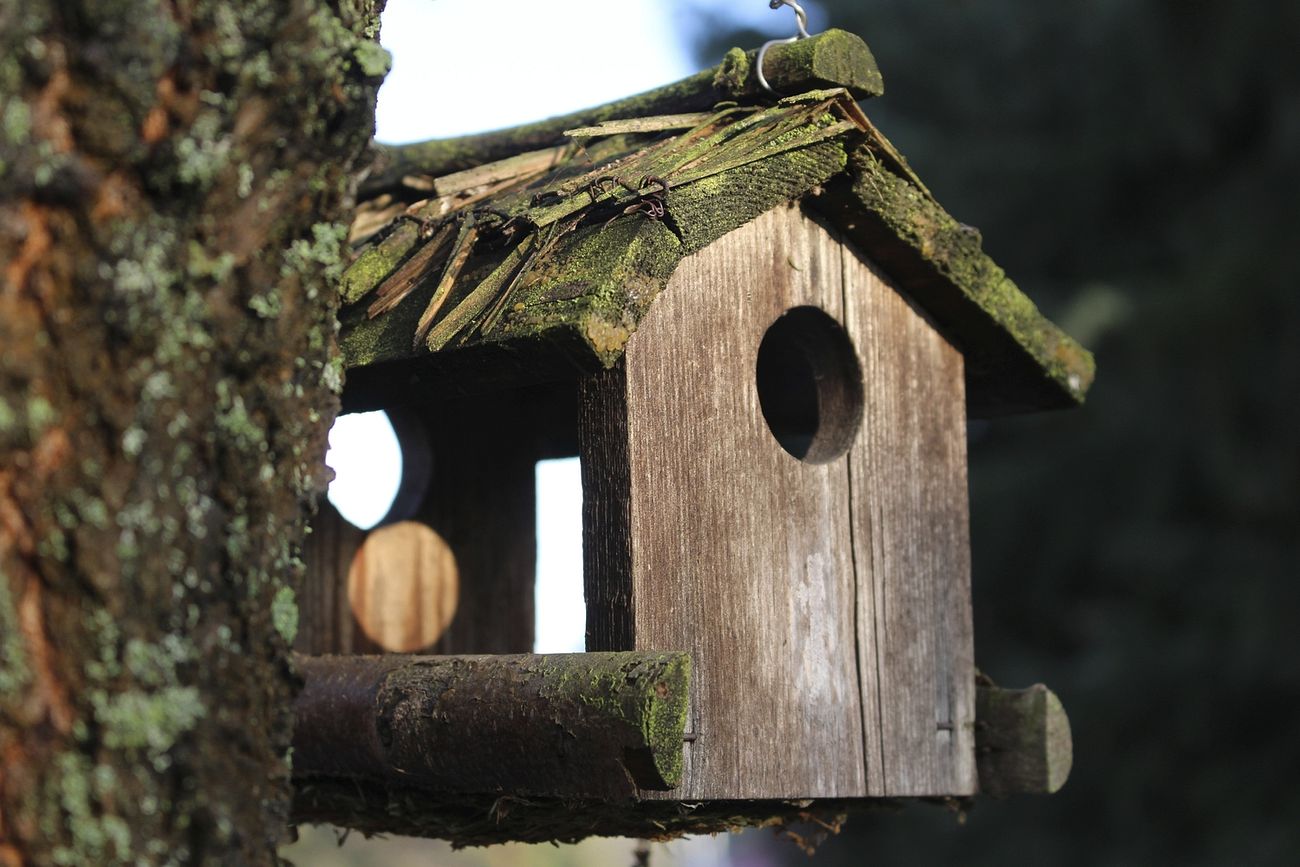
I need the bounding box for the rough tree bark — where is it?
[0,1,386,863]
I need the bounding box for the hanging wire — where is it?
[756,0,815,94]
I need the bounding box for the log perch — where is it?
[975,683,1074,797]
[292,652,690,801]
[291,672,1073,843]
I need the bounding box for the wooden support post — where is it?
[975,683,1073,796]
[292,652,690,800]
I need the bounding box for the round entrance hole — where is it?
[755,306,864,464]
[326,408,432,530]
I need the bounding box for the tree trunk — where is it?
[0,1,386,863]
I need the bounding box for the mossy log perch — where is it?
[291,675,1072,844]
[292,652,690,801]
[360,29,881,198]
[975,684,1074,796]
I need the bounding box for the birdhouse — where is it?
[292,30,1091,837]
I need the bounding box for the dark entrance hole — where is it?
[755,306,864,464]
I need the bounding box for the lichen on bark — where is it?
[0,1,386,863]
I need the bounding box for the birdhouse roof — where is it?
[338,31,1093,416]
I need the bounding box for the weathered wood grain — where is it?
[412,393,537,654]
[976,683,1073,797]
[841,243,978,796]
[583,205,868,799]
[580,365,636,652]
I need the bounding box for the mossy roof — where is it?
[338,38,1093,417]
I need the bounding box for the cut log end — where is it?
[760,29,885,99]
[975,683,1074,797]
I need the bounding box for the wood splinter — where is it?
[292,651,691,801]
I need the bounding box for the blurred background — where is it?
[287,0,1300,863]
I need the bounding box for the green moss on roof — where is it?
[817,147,1095,412]
[339,221,418,306]
[338,91,863,370]
[338,65,1093,414]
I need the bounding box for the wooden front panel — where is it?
[842,248,977,797]
[584,205,867,799]
[581,204,976,799]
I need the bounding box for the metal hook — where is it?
[756,0,814,94]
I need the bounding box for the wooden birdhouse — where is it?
[292,29,1091,841]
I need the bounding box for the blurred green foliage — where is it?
[693,1,1300,863]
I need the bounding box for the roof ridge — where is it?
[358,29,883,201]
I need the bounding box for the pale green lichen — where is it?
[353,41,391,79]
[283,220,349,287]
[37,529,69,561]
[321,355,344,394]
[121,634,196,686]
[175,107,233,189]
[271,586,298,645]
[0,564,30,699]
[78,495,110,530]
[50,754,128,866]
[2,98,32,145]
[185,241,236,282]
[27,395,56,435]
[93,686,205,754]
[249,289,282,319]
[237,162,255,198]
[214,379,268,454]
[142,370,174,401]
[122,426,146,457]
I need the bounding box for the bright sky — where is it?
[374,0,695,143]
[372,0,812,143]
